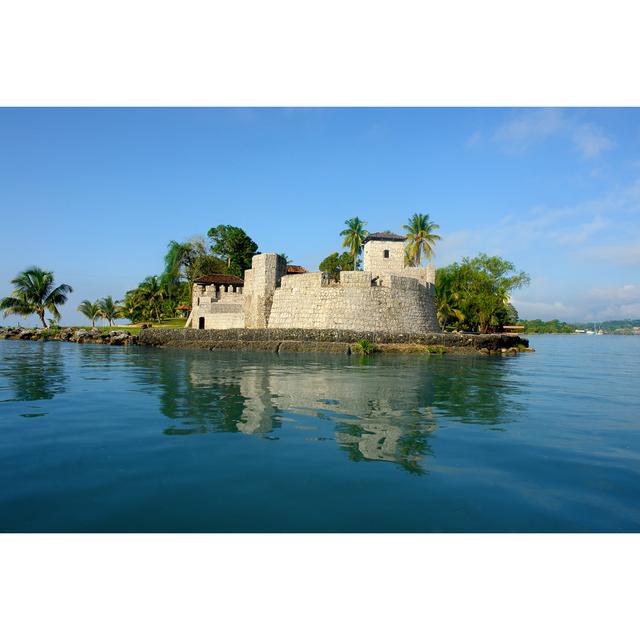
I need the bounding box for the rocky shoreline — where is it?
[0,327,138,345]
[138,327,532,354]
[0,326,532,355]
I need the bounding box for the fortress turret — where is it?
[363,232,406,274]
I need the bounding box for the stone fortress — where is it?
[186,232,440,333]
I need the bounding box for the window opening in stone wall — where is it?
[383,250,390,258]
[198,317,205,329]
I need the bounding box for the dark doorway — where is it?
[198,317,205,330]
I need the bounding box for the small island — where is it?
[0,216,532,355]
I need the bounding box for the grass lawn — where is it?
[65,317,187,336]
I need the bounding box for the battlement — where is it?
[188,250,440,334]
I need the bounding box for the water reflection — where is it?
[136,350,524,474]
[431,358,525,424]
[0,341,68,404]
[0,341,525,471]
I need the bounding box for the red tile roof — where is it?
[286,265,308,274]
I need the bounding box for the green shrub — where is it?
[425,345,447,355]
[352,339,377,355]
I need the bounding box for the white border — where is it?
[1,534,638,640]
[1,1,639,106]
[1,2,639,638]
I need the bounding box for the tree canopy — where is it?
[207,225,258,277]
[435,254,530,333]
[0,267,73,328]
[403,213,441,266]
[319,251,360,281]
[340,217,368,271]
[77,300,102,328]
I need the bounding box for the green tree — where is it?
[185,254,228,282]
[435,254,530,333]
[521,319,576,334]
[339,217,368,270]
[319,251,360,281]
[207,225,258,277]
[99,296,119,326]
[0,267,73,328]
[118,292,141,323]
[137,276,165,322]
[77,299,102,328]
[403,213,441,266]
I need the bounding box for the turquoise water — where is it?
[0,335,639,532]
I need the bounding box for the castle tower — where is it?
[362,232,406,275]
[243,253,287,328]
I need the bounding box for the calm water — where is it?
[0,335,639,532]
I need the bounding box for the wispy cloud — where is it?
[512,284,640,322]
[582,284,640,320]
[550,215,609,246]
[490,108,614,159]
[493,108,564,152]
[435,178,640,321]
[578,241,640,267]
[572,124,614,159]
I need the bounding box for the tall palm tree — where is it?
[403,213,441,267]
[340,217,368,270]
[0,267,73,328]
[99,296,119,326]
[77,299,102,328]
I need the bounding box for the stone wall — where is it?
[267,270,439,332]
[138,327,529,351]
[188,284,245,329]
[243,253,287,328]
[200,304,244,329]
[187,251,438,334]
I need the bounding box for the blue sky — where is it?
[1,107,639,326]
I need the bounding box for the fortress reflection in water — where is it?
[0,342,525,475]
[142,349,523,474]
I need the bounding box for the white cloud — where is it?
[512,284,640,322]
[490,108,614,159]
[582,284,640,320]
[510,298,571,320]
[435,179,640,322]
[493,108,564,152]
[587,283,640,302]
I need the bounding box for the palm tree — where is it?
[137,276,165,322]
[340,217,368,270]
[99,296,119,326]
[0,267,73,328]
[77,299,102,328]
[403,213,441,267]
